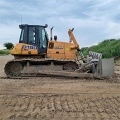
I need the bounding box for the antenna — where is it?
[21,16,22,24]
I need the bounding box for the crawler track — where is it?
[4,58,81,78]
[4,57,98,79]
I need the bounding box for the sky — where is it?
[0,0,120,49]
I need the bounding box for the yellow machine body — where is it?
[47,41,76,59]
[11,41,77,59]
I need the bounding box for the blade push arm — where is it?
[68,28,80,50]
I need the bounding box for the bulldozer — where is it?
[4,24,114,78]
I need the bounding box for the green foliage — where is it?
[81,39,120,58]
[0,49,10,55]
[4,42,14,49]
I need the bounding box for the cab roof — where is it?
[19,24,48,29]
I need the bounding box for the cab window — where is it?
[19,29,24,43]
[28,27,36,44]
[39,27,47,49]
[42,29,47,48]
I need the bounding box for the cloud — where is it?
[0,0,120,49]
[0,21,20,49]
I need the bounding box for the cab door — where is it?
[37,27,48,54]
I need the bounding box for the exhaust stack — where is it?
[50,27,54,40]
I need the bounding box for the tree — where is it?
[82,39,120,58]
[4,42,14,49]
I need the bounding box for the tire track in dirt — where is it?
[0,94,120,119]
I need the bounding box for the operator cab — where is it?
[19,24,48,54]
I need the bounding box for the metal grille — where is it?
[89,51,102,61]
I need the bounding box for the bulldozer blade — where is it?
[94,58,114,78]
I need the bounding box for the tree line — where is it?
[81,39,120,58]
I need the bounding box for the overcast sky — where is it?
[0,0,120,49]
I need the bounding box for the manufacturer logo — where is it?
[54,46,63,49]
[22,45,37,50]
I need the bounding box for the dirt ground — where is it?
[0,55,120,120]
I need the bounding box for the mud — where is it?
[0,55,120,120]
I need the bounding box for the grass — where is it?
[0,49,10,55]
